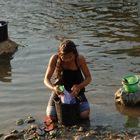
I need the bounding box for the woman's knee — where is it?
[46,105,57,117]
[80,109,90,119]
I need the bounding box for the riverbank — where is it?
[1,115,140,140]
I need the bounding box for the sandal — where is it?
[44,116,55,132]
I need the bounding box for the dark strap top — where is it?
[54,55,87,102]
[62,68,85,93]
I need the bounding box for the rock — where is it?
[3,134,20,140]
[10,129,19,134]
[78,127,84,132]
[16,119,24,126]
[24,116,35,123]
[30,124,38,130]
[85,132,91,137]
[3,114,140,140]
[134,135,140,140]
[74,135,83,140]
[114,88,140,106]
[49,130,57,137]
[0,133,4,138]
[0,39,18,58]
[36,128,45,136]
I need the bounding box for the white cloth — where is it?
[60,89,76,104]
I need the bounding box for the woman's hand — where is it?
[53,86,64,96]
[71,84,81,97]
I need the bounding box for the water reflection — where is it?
[0,57,12,83]
[115,103,140,128]
[124,116,139,128]
[101,46,140,57]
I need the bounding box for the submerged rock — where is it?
[16,119,24,126]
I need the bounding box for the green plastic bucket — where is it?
[122,75,139,93]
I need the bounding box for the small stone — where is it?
[16,119,24,126]
[30,124,38,130]
[89,130,96,135]
[10,129,19,134]
[49,130,57,137]
[71,125,78,129]
[134,135,140,140]
[85,132,91,137]
[3,134,19,140]
[24,116,35,123]
[0,133,4,137]
[36,128,45,136]
[78,127,84,132]
[74,135,83,140]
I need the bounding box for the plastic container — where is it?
[122,75,139,93]
[57,85,65,92]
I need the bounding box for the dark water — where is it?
[0,0,140,132]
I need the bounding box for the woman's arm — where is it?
[71,54,92,96]
[44,54,57,92]
[78,54,92,89]
[44,54,64,95]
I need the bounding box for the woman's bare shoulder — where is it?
[77,54,87,68]
[78,54,86,61]
[50,54,58,61]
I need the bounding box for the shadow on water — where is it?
[0,55,13,83]
[115,103,140,128]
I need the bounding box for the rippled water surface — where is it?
[0,0,140,131]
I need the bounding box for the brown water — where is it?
[0,0,140,132]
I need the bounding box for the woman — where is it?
[44,40,92,130]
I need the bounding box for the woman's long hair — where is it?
[55,40,79,80]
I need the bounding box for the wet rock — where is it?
[10,129,19,134]
[16,119,24,126]
[85,132,91,137]
[30,124,38,131]
[3,134,20,140]
[114,88,140,106]
[36,128,45,136]
[74,135,83,140]
[49,129,58,137]
[78,126,84,132]
[134,135,140,140]
[0,133,4,138]
[0,39,18,57]
[24,116,35,123]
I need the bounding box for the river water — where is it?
[0,0,140,132]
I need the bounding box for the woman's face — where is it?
[60,52,75,62]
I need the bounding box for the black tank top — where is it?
[62,68,85,93]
